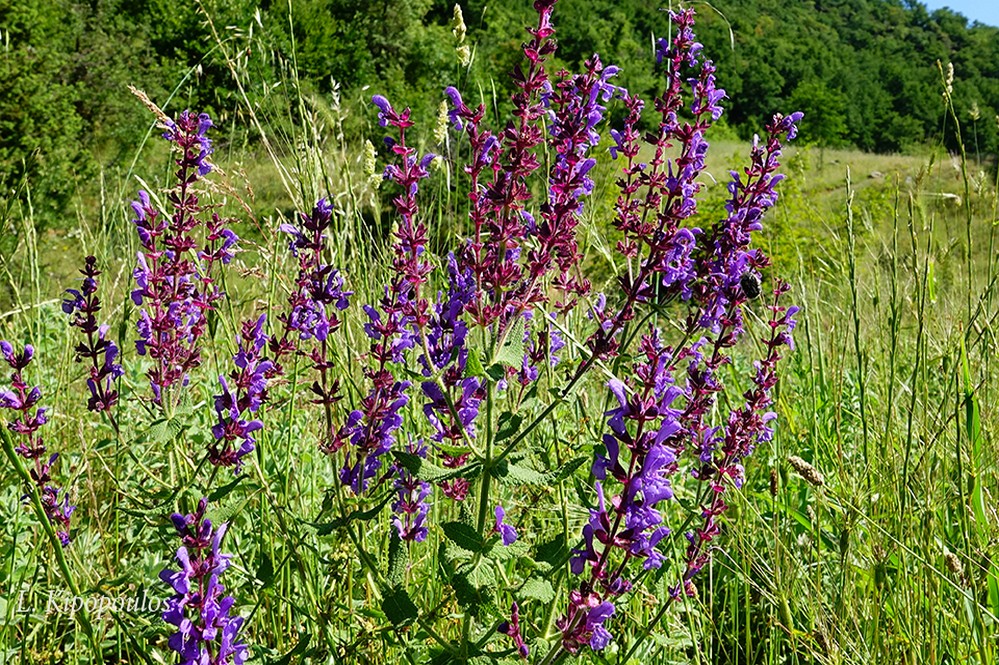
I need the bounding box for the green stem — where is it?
[0,427,101,660]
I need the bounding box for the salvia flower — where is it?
[63,255,122,414]
[556,589,615,653]
[209,316,272,471]
[391,438,431,543]
[131,110,239,406]
[493,505,518,546]
[677,283,798,598]
[0,341,74,546]
[331,94,435,495]
[498,602,529,659]
[160,498,248,664]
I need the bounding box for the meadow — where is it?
[0,4,997,665]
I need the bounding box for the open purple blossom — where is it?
[335,379,411,494]
[209,316,272,471]
[392,438,432,543]
[63,255,122,414]
[0,342,75,546]
[131,110,238,407]
[272,198,353,457]
[159,498,248,665]
[556,589,616,654]
[493,504,518,546]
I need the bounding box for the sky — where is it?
[920,1,999,27]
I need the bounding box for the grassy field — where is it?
[1,42,998,665]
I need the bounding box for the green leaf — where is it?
[393,451,477,484]
[534,535,568,571]
[207,473,247,503]
[495,412,523,444]
[146,417,185,444]
[551,456,587,482]
[519,577,556,604]
[442,521,485,553]
[486,540,529,562]
[387,532,408,587]
[493,459,548,485]
[493,316,526,368]
[465,349,485,378]
[381,587,419,627]
[485,363,507,383]
[314,494,392,535]
[451,568,496,617]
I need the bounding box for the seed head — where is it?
[944,552,963,576]
[788,455,824,487]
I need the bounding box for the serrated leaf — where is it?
[519,577,556,603]
[442,521,485,553]
[205,492,254,528]
[146,417,184,444]
[486,540,529,562]
[451,568,496,617]
[493,459,548,485]
[495,412,523,444]
[381,587,419,627]
[387,532,408,587]
[394,451,477,484]
[551,457,587,482]
[493,317,526,368]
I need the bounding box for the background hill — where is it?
[1,0,997,221]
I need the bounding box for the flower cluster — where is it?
[131,110,238,406]
[159,498,247,665]
[589,8,721,358]
[391,437,431,543]
[0,342,75,546]
[331,95,435,495]
[554,8,802,654]
[210,316,273,471]
[63,255,123,414]
[498,602,529,659]
[559,331,680,651]
[274,198,353,457]
[677,283,797,597]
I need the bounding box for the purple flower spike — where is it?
[209,316,273,472]
[0,341,75,546]
[64,256,122,414]
[131,110,238,407]
[160,498,248,664]
[392,438,432,543]
[498,602,529,659]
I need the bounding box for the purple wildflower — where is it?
[131,110,239,406]
[159,498,248,665]
[493,505,518,546]
[392,438,432,543]
[0,342,74,546]
[209,316,272,471]
[498,602,529,659]
[63,255,122,414]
